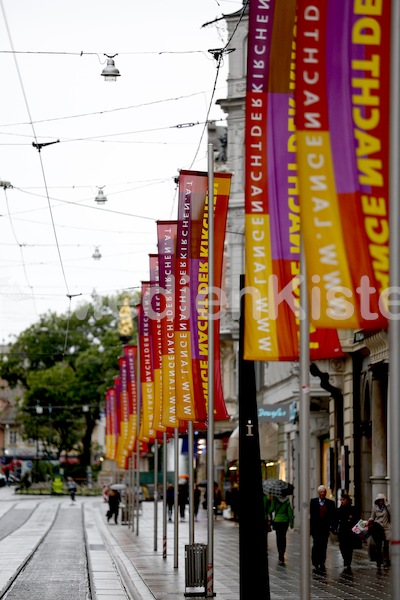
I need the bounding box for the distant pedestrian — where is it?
[334,494,358,571]
[67,477,77,502]
[267,494,294,564]
[310,485,336,572]
[368,493,391,570]
[178,482,188,520]
[213,484,222,518]
[166,484,174,521]
[4,466,10,486]
[229,483,240,522]
[194,484,201,520]
[107,487,121,524]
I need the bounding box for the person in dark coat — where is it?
[178,482,188,520]
[107,487,121,524]
[194,484,201,520]
[166,484,174,521]
[229,483,240,522]
[310,485,336,572]
[334,494,358,571]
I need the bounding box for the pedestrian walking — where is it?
[267,494,294,564]
[334,494,358,571]
[310,485,336,572]
[107,487,121,524]
[178,482,188,521]
[67,477,77,502]
[194,484,201,520]
[4,466,10,486]
[213,484,222,518]
[166,484,174,521]
[229,482,240,522]
[368,492,391,570]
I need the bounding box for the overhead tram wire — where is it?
[188,2,249,169]
[1,184,39,315]
[1,0,81,351]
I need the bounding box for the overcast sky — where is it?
[0,0,242,342]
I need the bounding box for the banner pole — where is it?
[162,432,167,558]
[136,322,142,536]
[389,0,400,593]
[188,420,195,545]
[154,438,158,551]
[299,240,310,600]
[206,143,215,597]
[174,427,179,568]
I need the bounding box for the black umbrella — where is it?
[262,478,294,496]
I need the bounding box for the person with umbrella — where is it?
[265,491,294,564]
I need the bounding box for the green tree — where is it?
[0,293,139,467]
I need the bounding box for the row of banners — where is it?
[244,0,389,359]
[106,0,391,467]
[106,170,233,468]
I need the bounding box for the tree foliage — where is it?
[0,293,139,465]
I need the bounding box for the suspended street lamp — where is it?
[101,54,121,81]
[95,187,107,205]
[92,247,102,260]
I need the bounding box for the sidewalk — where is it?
[0,486,393,600]
[97,500,392,600]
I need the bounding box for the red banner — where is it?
[179,170,231,422]
[124,345,138,454]
[138,286,156,443]
[157,221,181,429]
[149,254,167,437]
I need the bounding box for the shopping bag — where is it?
[351,519,368,536]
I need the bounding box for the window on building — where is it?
[9,430,18,445]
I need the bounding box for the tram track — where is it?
[0,500,93,600]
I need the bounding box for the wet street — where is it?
[0,486,394,599]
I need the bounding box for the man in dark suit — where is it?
[310,485,336,572]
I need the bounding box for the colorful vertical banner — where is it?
[179,169,231,422]
[244,0,344,359]
[124,345,138,454]
[117,358,129,469]
[175,178,198,422]
[114,377,121,463]
[149,254,167,436]
[138,284,156,442]
[157,220,181,429]
[108,387,118,461]
[295,0,390,329]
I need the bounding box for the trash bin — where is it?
[184,543,207,597]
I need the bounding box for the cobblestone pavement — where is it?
[0,487,394,599]
[100,500,393,600]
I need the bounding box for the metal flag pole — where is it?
[206,143,215,598]
[188,420,195,545]
[136,328,142,536]
[154,438,158,551]
[174,427,179,568]
[162,431,168,559]
[389,0,400,593]
[299,241,310,600]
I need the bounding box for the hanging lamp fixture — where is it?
[95,187,107,204]
[92,247,102,260]
[101,54,121,81]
